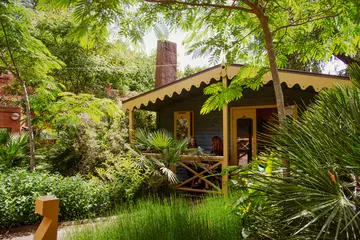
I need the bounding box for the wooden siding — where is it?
[159,94,221,152]
[158,83,317,153]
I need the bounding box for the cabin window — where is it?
[174,111,194,140]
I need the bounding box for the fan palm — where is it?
[130,129,198,186]
[233,64,360,239]
[0,129,29,170]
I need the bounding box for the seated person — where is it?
[188,137,198,149]
[211,136,223,156]
[186,137,200,187]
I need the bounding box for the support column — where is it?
[222,75,229,197]
[129,110,134,143]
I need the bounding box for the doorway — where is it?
[230,108,257,166]
[231,106,282,166]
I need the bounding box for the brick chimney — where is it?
[155,40,177,88]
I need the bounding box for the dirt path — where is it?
[1,217,116,240]
[1,224,84,240]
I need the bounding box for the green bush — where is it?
[95,154,149,200]
[65,197,243,240]
[42,117,128,176]
[0,129,29,171]
[0,170,112,228]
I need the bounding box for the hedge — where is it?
[0,170,112,228]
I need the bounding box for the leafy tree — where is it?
[33,92,125,176]
[34,11,155,95]
[0,0,62,170]
[37,0,145,47]
[177,65,207,79]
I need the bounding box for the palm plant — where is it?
[232,64,360,239]
[0,129,29,170]
[130,129,199,187]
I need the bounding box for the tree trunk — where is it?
[19,77,36,171]
[256,11,289,176]
[257,15,286,123]
[0,21,35,171]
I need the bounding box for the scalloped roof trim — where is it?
[122,65,350,111]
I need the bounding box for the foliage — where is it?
[177,65,207,79]
[34,11,155,95]
[0,169,112,228]
[130,129,198,186]
[65,197,242,240]
[0,0,63,170]
[31,89,123,129]
[95,154,149,200]
[134,110,156,132]
[0,1,62,87]
[41,116,128,176]
[201,66,268,114]
[230,65,360,239]
[37,0,146,48]
[0,129,29,171]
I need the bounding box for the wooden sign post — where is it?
[34,196,59,240]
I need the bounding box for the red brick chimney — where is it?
[155,40,177,88]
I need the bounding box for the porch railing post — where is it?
[129,110,134,143]
[34,195,59,240]
[222,73,229,197]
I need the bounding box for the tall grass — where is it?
[66,197,242,240]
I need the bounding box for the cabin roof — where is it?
[122,64,350,112]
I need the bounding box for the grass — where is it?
[65,196,243,240]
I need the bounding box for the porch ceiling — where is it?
[122,64,350,112]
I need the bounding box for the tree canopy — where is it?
[34,11,155,95]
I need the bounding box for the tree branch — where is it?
[273,14,339,34]
[144,0,254,13]
[335,53,360,66]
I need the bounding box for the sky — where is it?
[143,31,347,75]
[143,31,210,70]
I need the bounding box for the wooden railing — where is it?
[142,153,226,195]
[175,155,224,194]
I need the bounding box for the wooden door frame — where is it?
[230,105,277,166]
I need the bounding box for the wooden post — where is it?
[129,110,134,143]
[34,196,59,240]
[222,74,229,197]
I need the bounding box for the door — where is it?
[231,108,257,166]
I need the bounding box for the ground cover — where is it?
[65,197,242,240]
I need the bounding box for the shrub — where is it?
[95,154,149,200]
[0,170,112,228]
[131,129,201,188]
[0,129,28,171]
[42,117,128,176]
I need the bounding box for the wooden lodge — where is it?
[122,41,350,195]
